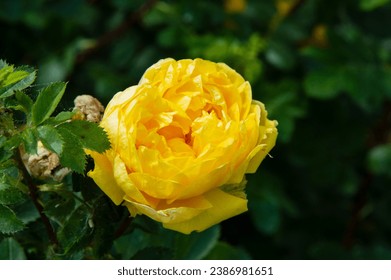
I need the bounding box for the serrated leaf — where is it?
[0,238,26,260]
[43,112,76,126]
[0,67,36,98]
[173,225,220,259]
[0,183,26,205]
[0,64,14,85]
[37,125,63,155]
[21,127,38,155]
[56,126,86,173]
[44,193,76,226]
[53,111,75,123]
[58,204,93,254]
[31,82,67,125]
[58,120,110,153]
[15,90,33,114]
[0,135,21,162]
[2,133,22,150]
[0,204,25,234]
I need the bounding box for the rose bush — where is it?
[88,58,277,234]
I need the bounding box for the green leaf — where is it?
[37,125,64,155]
[173,225,220,259]
[56,126,86,173]
[58,120,110,153]
[21,127,38,155]
[15,90,33,113]
[113,229,151,259]
[247,173,296,235]
[250,200,280,235]
[367,144,391,175]
[31,82,67,125]
[265,41,296,70]
[43,111,76,126]
[263,81,306,142]
[0,67,36,98]
[53,111,75,123]
[58,204,93,254]
[0,64,14,85]
[0,182,26,205]
[360,0,390,11]
[12,199,40,224]
[304,67,343,99]
[204,242,251,260]
[0,60,7,69]
[0,135,21,161]
[0,204,25,234]
[0,238,26,260]
[43,193,75,226]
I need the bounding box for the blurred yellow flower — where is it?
[88,58,277,234]
[276,0,297,17]
[224,0,247,13]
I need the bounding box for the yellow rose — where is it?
[88,58,277,234]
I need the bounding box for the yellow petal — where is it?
[113,155,149,205]
[128,172,182,199]
[247,124,278,173]
[163,188,248,234]
[87,151,124,205]
[123,195,211,224]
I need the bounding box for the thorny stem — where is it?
[114,215,133,239]
[15,149,59,247]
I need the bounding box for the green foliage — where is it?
[58,120,110,153]
[204,242,251,260]
[112,221,221,260]
[368,144,391,175]
[0,59,111,258]
[0,64,36,98]
[0,238,26,260]
[360,0,391,11]
[1,0,391,260]
[0,204,25,234]
[173,226,220,259]
[31,82,67,125]
[58,204,93,255]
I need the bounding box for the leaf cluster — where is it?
[1,0,391,260]
[0,61,110,258]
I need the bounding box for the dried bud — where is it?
[73,95,104,123]
[20,141,70,181]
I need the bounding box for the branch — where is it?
[15,150,59,247]
[76,0,158,65]
[114,215,133,239]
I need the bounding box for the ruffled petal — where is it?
[87,151,124,205]
[163,188,247,234]
[123,195,211,224]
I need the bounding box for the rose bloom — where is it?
[88,58,277,234]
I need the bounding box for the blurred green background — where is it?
[2,0,391,259]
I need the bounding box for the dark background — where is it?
[2,0,391,259]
